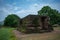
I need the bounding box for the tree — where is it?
[38,6,60,25]
[4,14,20,27]
[38,6,51,16]
[57,13,60,25]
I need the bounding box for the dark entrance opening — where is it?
[41,16,47,30]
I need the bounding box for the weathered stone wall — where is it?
[19,15,53,33]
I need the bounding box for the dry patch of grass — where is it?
[54,27,60,30]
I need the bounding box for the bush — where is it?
[17,26,27,33]
[4,14,20,27]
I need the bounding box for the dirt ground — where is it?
[13,27,60,40]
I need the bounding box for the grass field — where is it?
[0,28,17,40]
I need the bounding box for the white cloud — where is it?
[0,4,22,21]
[3,4,21,14]
[15,3,60,18]
[0,3,57,18]
[15,3,51,18]
[21,3,60,18]
[0,3,60,21]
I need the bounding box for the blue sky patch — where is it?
[0,0,60,21]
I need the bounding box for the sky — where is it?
[0,0,60,21]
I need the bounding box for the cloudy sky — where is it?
[0,0,60,21]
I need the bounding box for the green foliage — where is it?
[56,13,60,25]
[38,6,60,25]
[20,26,26,33]
[0,28,17,40]
[38,6,51,16]
[4,14,20,27]
[32,17,39,27]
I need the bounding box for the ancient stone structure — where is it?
[20,14,53,33]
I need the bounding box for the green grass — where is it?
[0,28,17,40]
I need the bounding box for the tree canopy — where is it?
[38,6,60,25]
[4,14,20,27]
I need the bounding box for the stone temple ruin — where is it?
[19,14,53,33]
